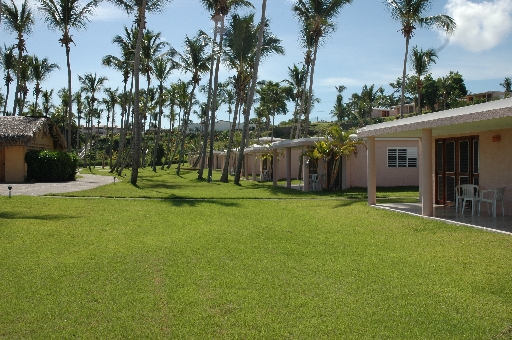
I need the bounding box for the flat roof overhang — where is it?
[357,97,512,138]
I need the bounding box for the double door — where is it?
[435,137,479,205]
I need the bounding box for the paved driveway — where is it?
[0,174,115,197]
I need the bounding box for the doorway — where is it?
[435,136,479,205]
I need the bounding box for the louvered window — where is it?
[387,148,418,167]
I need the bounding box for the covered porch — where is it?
[358,97,512,218]
[378,202,512,235]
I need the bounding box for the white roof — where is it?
[357,97,512,138]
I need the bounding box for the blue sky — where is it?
[3,0,512,127]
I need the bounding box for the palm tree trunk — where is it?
[234,0,266,185]
[295,62,310,139]
[220,92,241,182]
[198,18,219,180]
[65,43,73,151]
[304,42,319,137]
[176,80,198,176]
[152,84,163,172]
[207,16,226,182]
[109,107,115,168]
[130,0,146,185]
[400,34,411,119]
[3,80,10,116]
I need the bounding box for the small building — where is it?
[0,116,66,182]
[358,97,512,216]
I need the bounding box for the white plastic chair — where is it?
[455,184,479,215]
[309,174,319,191]
[479,187,506,217]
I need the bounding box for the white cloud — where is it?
[445,0,512,52]
[93,2,130,21]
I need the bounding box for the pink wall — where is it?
[479,129,512,215]
[348,139,420,188]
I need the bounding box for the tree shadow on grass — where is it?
[163,197,241,208]
[0,211,79,221]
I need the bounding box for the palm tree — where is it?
[500,77,511,98]
[293,0,353,136]
[255,80,291,141]
[74,90,83,151]
[151,54,175,172]
[234,0,268,185]
[38,0,99,150]
[0,44,16,116]
[221,11,284,183]
[41,89,54,117]
[384,0,455,118]
[103,26,137,174]
[198,0,254,181]
[410,46,437,115]
[2,0,34,116]
[29,55,59,114]
[283,64,307,138]
[103,87,119,168]
[79,73,108,167]
[330,85,349,123]
[172,31,211,176]
[107,0,170,184]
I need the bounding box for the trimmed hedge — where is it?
[25,150,78,182]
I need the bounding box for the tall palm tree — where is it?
[41,89,54,117]
[30,55,59,114]
[103,87,119,168]
[103,26,137,174]
[384,0,455,118]
[220,11,284,182]
[107,0,171,184]
[293,0,352,135]
[38,0,99,150]
[283,64,306,138]
[410,45,437,115]
[234,0,268,185]
[500,77,511,98]
[2,0,34,116]
[330,84,348,123]
[79,73,107,166]
[255,80,291,141]
[0,44,16,116]
[74,90,83,151]
[151,54,175,172]
[172,31,211,175]
[198,0,253,181]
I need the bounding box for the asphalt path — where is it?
[0,173,115,197]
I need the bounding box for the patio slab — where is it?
[378,202,512,235]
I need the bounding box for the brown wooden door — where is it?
[435,137,479,205]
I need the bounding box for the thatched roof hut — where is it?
[0,116,66,150]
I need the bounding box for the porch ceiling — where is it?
[357,97,512,138]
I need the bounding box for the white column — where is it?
[286,147,292,189]
[367,136,376,205]
[421,129,433,216]
[273,149,278,186]
[252,154,256,181]
[244,154,249,180]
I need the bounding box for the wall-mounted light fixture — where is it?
[492,135,501,142]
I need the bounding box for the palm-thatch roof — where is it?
[0,116,66,150]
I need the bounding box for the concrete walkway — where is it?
[0,173,115,197]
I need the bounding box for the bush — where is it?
[25,150,78,182]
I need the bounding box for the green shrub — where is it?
[25,150,78,182]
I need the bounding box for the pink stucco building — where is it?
[358,97,512,217]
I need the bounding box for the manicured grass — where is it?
[72,166,420,201]
[1,168,511,338]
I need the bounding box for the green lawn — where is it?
[1,168,511,339]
